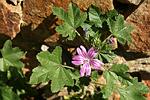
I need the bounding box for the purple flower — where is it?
[72,45,104,77]
[108,37,118,50]
[108,37,115,44]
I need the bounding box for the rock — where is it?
[125,57,150,73]
[23,0,114,27]
[0,0,114,41]
[22,0,53,30]
[116,0,141,5]
[72,0,114,13]
[22,0,114,28]
[126,0,150,52]
[21,0,114,46]
[0,0,22,38]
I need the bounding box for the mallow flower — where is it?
[108,37,115,44]
[72,45,104,77]
[108,37,118,50]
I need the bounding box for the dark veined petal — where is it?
[80,45,87,57]
[87,47,97,58]
[80,65,86,77]
[72,60,83,65]
[80,45,87,53]
[72,55,84,61]
[90,59,104,70]
[80,63,91,77]
[77,47,82,56]
[109,37,115,44]
[77,47,86,57]
[85,63,91,76]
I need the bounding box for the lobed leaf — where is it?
[102,71,118,98]
[88,6,103,27]
[30,46,75,92]
[99,52,116,63]
[119,82,149,100]
[0,40,24,71]
[102,64,149,99]
[50,66,74,92]
[107,15,133,45]
[0,82,20,100]
[52,3,87,40]
[56,23,76,40]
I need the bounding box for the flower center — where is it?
[83,58,90,64]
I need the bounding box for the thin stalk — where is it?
[98,34,113,52]
[75,30,89,48]
[63,65,75,70]
[102,34,113,44]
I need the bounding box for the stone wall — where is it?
[0,0,150,52]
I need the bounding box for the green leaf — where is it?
[37,47,62,65]
[30,46,75,92]
[102,71,118,98]
[107,15,133,45]
[110,64,130,78]
[69,70,80,80]
[81,23,96,38]
[106,10,118,18]
[52,3,87,40]
[99,52,116,63]
[50,67,74,92]
[88,6,103,27]
[91,71,99,81]
[0,83,20,100]
[29,65,53,84]
[119,82,149,100]
[110,64,129,73]
[110,64,132,85]
[0,40,24,71]
[51,6,67,21]
[56,23,76,40]
[101,64,149,99]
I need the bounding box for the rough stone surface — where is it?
[22,0,53,30]
[0,0,22,38]
[126,0,150,52]
[23,0,114,27]
[72,0,114,13]
[21,0,114,46]
[0,0,114,40]
[0,0,150,52]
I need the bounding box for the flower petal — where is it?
[80,45,87,53]
[80,65,86,77]
[72,60,83,65]
[87,47,97,58]
[90,59,104,70]
[77,46,87,57]
[109,37,115,44]
[72,55,84,61]
[77,47,82,56]
[80,63,91,77]
[80,45,87,57]
[85,64,91,76]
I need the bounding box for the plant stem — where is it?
[75,30,89,48]
[63,65,75,70]
[98,34,113,52]
[102,34,113,44]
